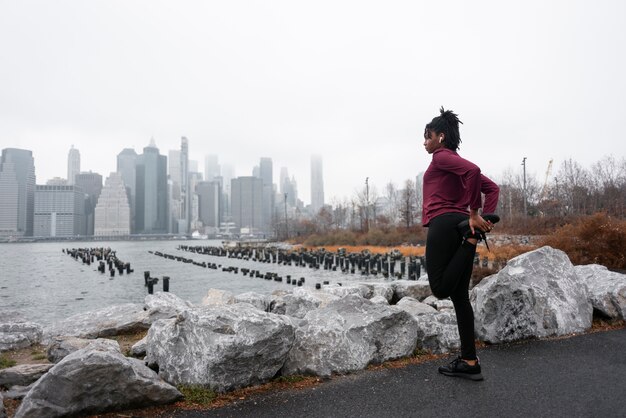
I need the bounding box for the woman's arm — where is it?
[480,174,500,214]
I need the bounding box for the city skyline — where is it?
[3,1,625,204]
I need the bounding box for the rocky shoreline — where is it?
[1,246,625,417]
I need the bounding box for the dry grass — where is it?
[303,244,425,257]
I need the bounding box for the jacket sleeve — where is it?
[481,174,500,214]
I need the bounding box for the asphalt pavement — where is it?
[171,328,626,418]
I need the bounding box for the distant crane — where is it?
[539,159,554,202]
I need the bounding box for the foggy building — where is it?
[311,154,325,214]
[204,154,220,182]
[197,180,221,230]
[231,176,262,235]
[0,148,36,237]
[259,157,274,234]
[94,172,130,236]
[75,171,103,236]
[135,139,168,233]
[67,145,80,185]
[46,177,68,186]
[34,184,85,237]
[117,148,137,233]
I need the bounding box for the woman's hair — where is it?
[424,106,463,151]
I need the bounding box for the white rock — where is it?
[396,297,438,316]
[414,311,461,354]
[0,322,43,352]
[392,280,432,302]
[130,336,147,357]
[144,292,194,322]
[370,295,389,305]
[574,264,626,320]
[471,246,593,343]
[422,296,454,311]
[47,337,120,363]
[234,292,271,311]
[145,303,295,392]
[43,304,149,342]
[15,343,182,418]
[201,288,235,306]
[270,288,340,318]
[0,363,53,388]
[281,295,418,377]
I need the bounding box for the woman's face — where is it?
[423,128,444,154]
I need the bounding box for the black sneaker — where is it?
[438,356,484,381]
[457,214,500,250]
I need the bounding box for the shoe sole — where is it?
[439,370,484,381]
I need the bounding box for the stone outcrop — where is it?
[0,363,53,388]
[201,289,235,306]
[395,297,459,354]
[145,303,295,392]
[234,292,271,311]
[131,336,147,357]
[43,304,149,342]
[392,280,432,302]
[46,337,120,363]
[0,322,43,352]
[471,246,593,343]
[15,341,181,418]
[0,391,5,418]
[422,296,454,311]
[281,295,418,377]
[574,264,626,320]
[270,288,340,318]
[144,292,194,322]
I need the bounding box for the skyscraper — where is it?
[204,154,220,182]
[135,139,168,233]
[231,176,263,236]
[34,185,85,237]
[94,172,130,236]
[197,180,221,231]
[311,154,325,213]
[116,148,137,233]
[259,157,274,234]
[0,148,36,236]
[67,145,80,185]
[75,172,103,236]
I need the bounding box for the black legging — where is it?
[425,212,477,360]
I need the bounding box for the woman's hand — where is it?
[469,210,494,235]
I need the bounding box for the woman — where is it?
[422,107,500,381]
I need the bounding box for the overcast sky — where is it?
[1,0,625,204]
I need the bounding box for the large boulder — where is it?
[144,292,194,322]
[320,284,371,299]
[414,311,461,354]
[145,303,295,392]
[0,322,43,352]
[15,341,182,418]
[130,336,147,357]
[281,295,418,377]
[234,292,271,311]
[201,289,235,306]
[392,280,432,302]
[0,391,5,418]
[270,288,340,318]
[395,297,459,354]
[43,304,149,342]
[0,363,53,388]
[574,264,626,320]
[46,337,120,363]
[471,246,593,343]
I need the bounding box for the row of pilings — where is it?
[63,247,134,277]
[176,245,427,280]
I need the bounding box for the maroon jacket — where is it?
[422,148,500,226]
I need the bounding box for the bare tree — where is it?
[399,179,417,228]
[384,181,399,226]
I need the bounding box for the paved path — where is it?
[173,328,626,418]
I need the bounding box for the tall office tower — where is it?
[34,185,85,237]
[221,163,234,218]
[197,180,221,231]
[74,172,103,236]
[259,157,274,234]
[135,139,168,233]
[167,149,181,233]
[279,167,289,195]
[189,160,199,174]
[116,148,137,233]
[204,154,220,182]
[67,145,80,185]
[0,148,36,237]
[311,154,325,213]
[188,171,202,231]
[279,168,298,207]
[231,176,263,235]
[94,172,130,236]
[179,137,190,234]
[168,150,181,185]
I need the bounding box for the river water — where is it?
[0,240,368,327]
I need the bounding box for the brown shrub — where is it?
[540,212,626,269]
